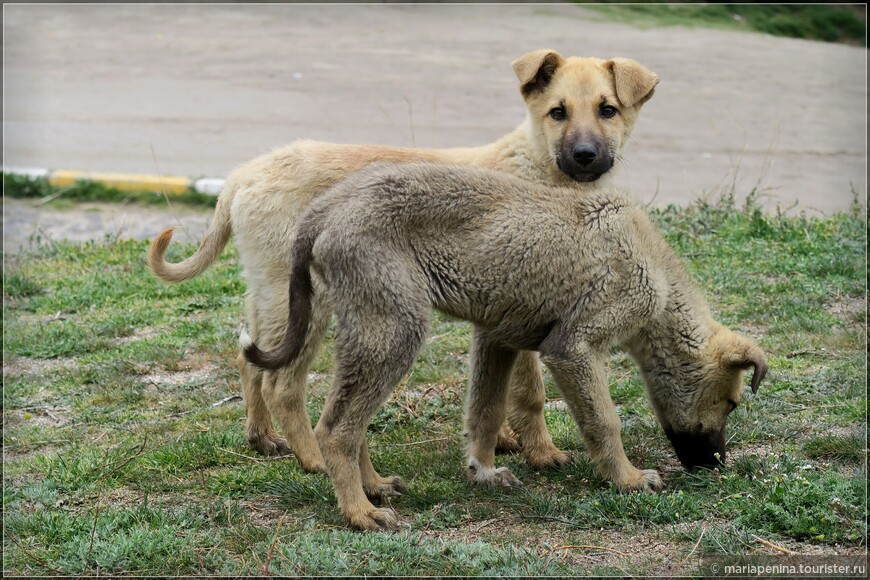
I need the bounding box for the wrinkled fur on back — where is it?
[245,163,768,531]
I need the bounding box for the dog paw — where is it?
[247,432,293,458]
[467,458,523,487]
[380,476,408,497]
[640,469,665,491]
[525,447,573,470]
[487,467,523,487]
[616,469,664,492]
[348,507,400,532]
[291,441,327,474]
[295,454,327,475]
[495,429,521,454]
[365,476,408,502]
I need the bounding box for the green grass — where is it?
[579,3,866,46]
[3,191,866,575]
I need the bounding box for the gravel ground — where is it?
[2,198,212,255]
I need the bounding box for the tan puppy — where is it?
[148,50,659,474]
[243,162,768,531]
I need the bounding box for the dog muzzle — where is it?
[664,427,727,470]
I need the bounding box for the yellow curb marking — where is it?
[48,170,192,194]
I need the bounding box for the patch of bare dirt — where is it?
[116,327,160,345]
[2,355,77,378]
[825,295,866,324]
[141,363,219,389]
[6,406,68,427]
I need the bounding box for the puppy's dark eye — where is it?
[600,105,618,119]
[549,106,567,121]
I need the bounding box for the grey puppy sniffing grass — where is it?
[242,162,769,532]
[148,50,659,474]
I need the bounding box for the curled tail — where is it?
[241,221,319,371]
[147,188,233,282]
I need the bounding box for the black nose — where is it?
[572,145,597,166]
[665,428,726,470]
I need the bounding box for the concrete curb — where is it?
[2,166,225,196]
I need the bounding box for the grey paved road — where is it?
[3,3,866,241]
[2,197,212,255]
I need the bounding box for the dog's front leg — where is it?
[464,327,522,487]
[540,338,663,492]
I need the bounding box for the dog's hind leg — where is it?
[259,289,331,473]
[315,274,430,531]
[240,299,292,458]
[259,368,326,473]
[238,353,291,458]
[315,320,428,529]
[464,327,522,487]
[507,351,573,469]
[242,277,327,472]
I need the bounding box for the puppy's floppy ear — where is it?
[512,49,566,96]
[606,58,659,108]
[725,344,768,395]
